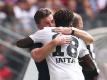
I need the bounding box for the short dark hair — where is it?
[54,8,74,27]
[34,8,52,24]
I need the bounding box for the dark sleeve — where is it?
[29,43,43,51]
[79,54,96,71]
[79,54,99,79]
[16,37,34,48]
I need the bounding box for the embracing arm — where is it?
[53,27,94,45]
[79,54,97,71]
[31,40,57,62]
[72,27,94,45]
[16,37,34,48]
[31,34,71,62]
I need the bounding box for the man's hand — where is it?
[52,27,72,35]
[53,34,71,45]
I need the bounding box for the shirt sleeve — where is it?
[79,39,89,58]
[29,43,43,51]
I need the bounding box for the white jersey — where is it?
[30,27,89,80]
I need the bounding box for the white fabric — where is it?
[30,27,89,80]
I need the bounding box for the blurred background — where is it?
[0,0,107,80]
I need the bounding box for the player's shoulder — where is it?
[33,28,49,35]
[33,27,56,37]
[37,27,55,33]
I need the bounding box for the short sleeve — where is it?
[79,39,89,58]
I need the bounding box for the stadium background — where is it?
[0,0,107,80]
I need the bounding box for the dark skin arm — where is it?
[79,54,96,71]
[79,54,99,80]
[16,37,34,48]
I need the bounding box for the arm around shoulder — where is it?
[31,34,71,62]
[72,27,94,45]
[31,39,57,62]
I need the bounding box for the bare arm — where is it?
[31,34,71,62]
[72,27,94,45]
[31,40,57,62]
[53,27,94,45]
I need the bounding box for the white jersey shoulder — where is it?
[29,27,56,44]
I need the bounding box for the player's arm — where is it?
[79,54,99,80]
[71,27,94,45]
[53,27,94,45]
[31,34,71,62]
[16,37,34,48]
[79,40,99,80]
[84,44,99,80]
[16,31,42,48]
[79,54,97,71]
[31,40,57,62]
